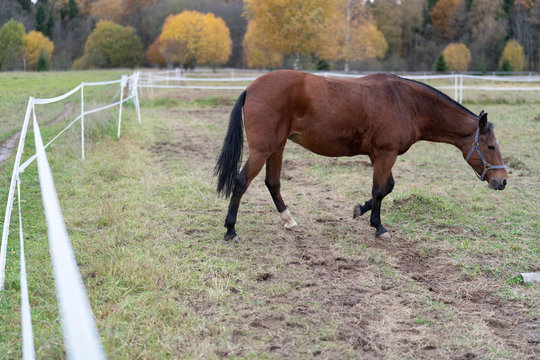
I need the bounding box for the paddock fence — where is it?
[1,72,141,360]
[138,69,540,104]
[2,68,539,358]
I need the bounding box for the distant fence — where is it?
[139,69,540,104]
[0,72,141,360]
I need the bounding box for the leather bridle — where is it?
[465,126,506,181]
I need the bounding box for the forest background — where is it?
[0,0,538,72]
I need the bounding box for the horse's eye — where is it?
[488,145,495,150]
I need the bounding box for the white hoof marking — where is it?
[377,232,391,239]
[280,209,298,230]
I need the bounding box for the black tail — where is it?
[214,90,247,198]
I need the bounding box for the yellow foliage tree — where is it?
[499,40,526,71]
[198,13,232,65]
[317,0,387,70]
[243,20,283,69]
[442,43,471,71]
[158,10,232,68]
[23,30,54,70]
[90,0,123,21]
[243,0,336,69]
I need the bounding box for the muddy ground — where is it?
[0,103,75,165]
[146,105,538,359]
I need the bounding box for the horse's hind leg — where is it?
[265,145,297,229]
[224,152,267,241]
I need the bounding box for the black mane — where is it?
[394,75,478,118]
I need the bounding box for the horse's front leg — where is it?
[368,153,397,238]
[353,173,394,218]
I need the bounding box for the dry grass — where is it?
[0,73,539,359]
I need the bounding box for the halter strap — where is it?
[465,127,506,181]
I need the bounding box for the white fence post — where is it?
[0,97,34,290]
[81,83,85,160]
[454,73,458,101]
[459,74,464,104]
[134,72,142,125]
[117,75,126,138]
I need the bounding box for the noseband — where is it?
[465,126,506,181]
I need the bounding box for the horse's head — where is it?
[463,111,508,190]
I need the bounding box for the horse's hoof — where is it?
[284,220,298,230]
[280,209,298,230]
[376,231,391,239]
[224,231,238,241]
[224,235,240,242]
[353,204,361,219]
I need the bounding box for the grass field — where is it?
[0,70,539,359]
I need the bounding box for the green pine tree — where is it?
[498,59,513,72]
[433,54,449,72]
[36,4,46,33]
[45,14,54,39]
[36,50,49,72]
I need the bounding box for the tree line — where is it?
[0,0,538,72]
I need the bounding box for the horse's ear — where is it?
[478,110,488,129]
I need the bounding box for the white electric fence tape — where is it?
[138,84,247,90]
[1,72,139,358]
[144,76,257,82]
[33,112,106,360]
[33,85,82,105]
[138,71,540,99]
[18,115,82,174]
[18,177,35,360]
[0,98,34,290]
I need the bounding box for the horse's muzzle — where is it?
[489,177,507,191]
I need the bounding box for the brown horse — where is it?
[214,70,508,241]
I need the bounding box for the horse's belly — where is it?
[288,132,365,157]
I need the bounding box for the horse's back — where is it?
[243,71,419,157]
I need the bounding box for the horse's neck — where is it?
[418,102,476,150]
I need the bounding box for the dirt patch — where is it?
[504,155,528,170]
[149,107,539,359]
[0,131,22,165]
[0,103,75,166]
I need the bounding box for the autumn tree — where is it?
[0,19,25,70]
[430,0,467,40]
[499,39,526,71]
[467,0,508,71]
[157,10,232,69]
[442,43,471,71]
[317,0,387,71]
[399,0,423,55]
[146,37,166,66]
[90,0,124,22]
[371,0,402,57]
[243,20,283,69]
[510,0,539,70]
[23,30,54,71]
[73,20,143,69]
[243,0,335,69]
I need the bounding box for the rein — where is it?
[465,126,506,181]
